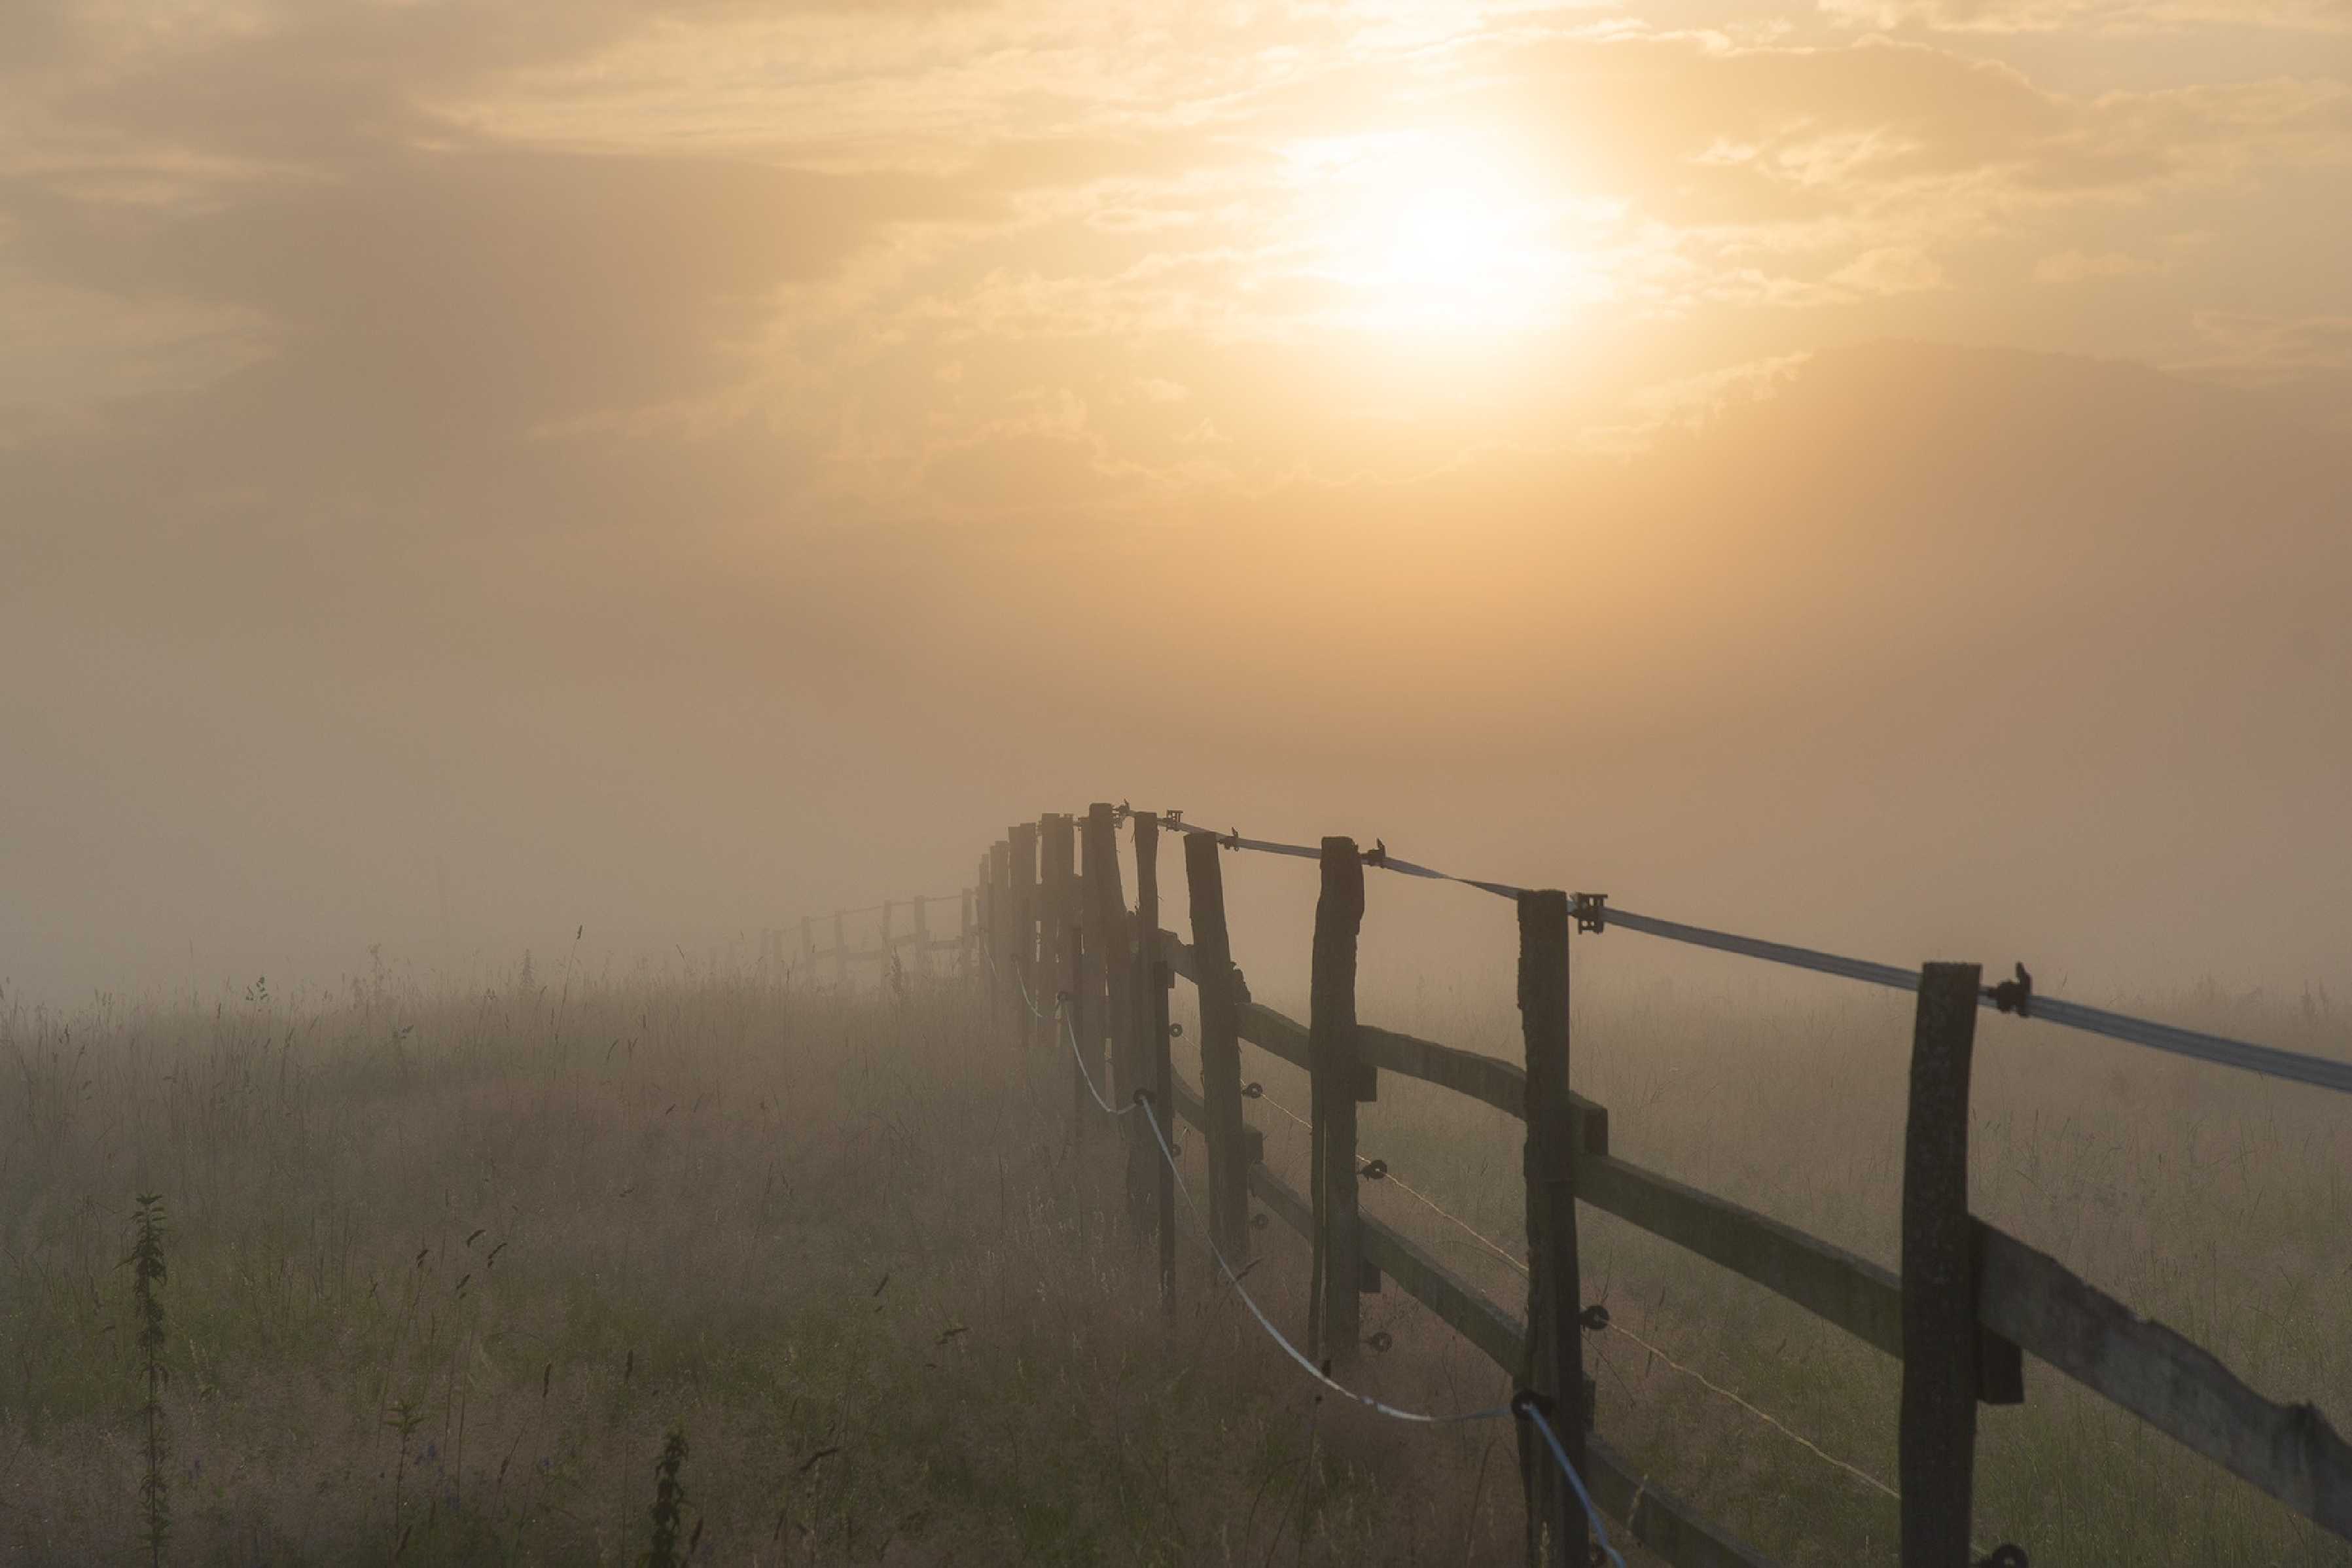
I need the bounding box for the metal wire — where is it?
[1128,1096,1624,1561]
[1520,1400,1631,1568]
[1251,1084,1910,1516]
[1152,806,2351,1096]
[1600,906,2352,1097]
[1134,1097,1512,1425]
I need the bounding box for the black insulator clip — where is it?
[1579,1304,1611,1332]
[1366,1330,1394,1354]
[1166,809,1183,826]
[1221,827,1242,849]
[1976,1548,2028,1568]
[1169,1022,1185,1038]
[1508,1387,1558,1421]
[1131,1088,1154,1108]
[1362,838,1389,867]
[1572,893,1609,934]
[1987,963,2033,1018]
[1241,1081,1264,1099]
[1361,1159,1388,1181]
[1251,1211,1270,1230]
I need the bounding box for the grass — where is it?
[0,959,1523,1565]
[3,946,2345,1565]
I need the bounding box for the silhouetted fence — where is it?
[954,802,2351,1568]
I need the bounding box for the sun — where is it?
[1285,130,1584,334]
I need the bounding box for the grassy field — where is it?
[0,959,1525,1565]
[4,950,2347,1565]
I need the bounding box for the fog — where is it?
[4,1,2347,1010]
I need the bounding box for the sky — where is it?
[1,0,2347,1008]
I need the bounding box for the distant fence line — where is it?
[760,891,974,984]
[805,804,2352,1567]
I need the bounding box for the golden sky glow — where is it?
[1,1,2347,999]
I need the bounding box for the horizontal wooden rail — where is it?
[1169,1069,1779,1568]
[1237,999,1310,1071]
[1976,1222,2352,1537]
[1356,1184,1523,1372]
[1575,1152,1904,1361]
[1357,1023,1610,1154]
[1193,1050,2350,1542]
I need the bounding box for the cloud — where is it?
[2179,310,2352,384]
[1818,0,2352,34]
[2033,248,2166,281]
[1576,350,1816,455]
[1827,245,1947,293]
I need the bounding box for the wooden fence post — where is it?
[833,910,849,986]
[1020,827,1048,1048]
[1516,888,1588,1568]
[913,895,932,978]
[1132,812,1174,1296]
[1183,831,1251,1261]
[1002,827,1030,1034]
[1902,961,1986,1568]
[1310,836,1367,1367]
[1084,803,1147,1234]
[1151,956,1177,1308]
[1002,842,1020,1034]
[1039,815,1082,1131]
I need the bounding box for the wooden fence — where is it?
[764,892,974,984]
[951,802,2351,1568]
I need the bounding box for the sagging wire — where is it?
[1109,1088,1628,1567]
[1249,1081,1906,1510]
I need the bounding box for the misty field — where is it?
[3,959,2347,1565]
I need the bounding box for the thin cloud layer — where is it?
[3,1,2347,1001]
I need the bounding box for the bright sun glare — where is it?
[1288,130,1585,334]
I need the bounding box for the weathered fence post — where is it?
[1133,812,1175,1300]
[1901,961,1986,1568]
[1151,956,1176,1308]
[1039,815,1084,1131]
[1002,842,1020,1034]
[1516,888,1588,1568]
[974,860,989,988]
[1184,830,1252,1262]
[1309,836,1367,1367]
[832,910,849,987]
[1008,824,1038,1039]
[912,895,932,978]
[1084,803,1147,1234]
[1035,823,1063,1053]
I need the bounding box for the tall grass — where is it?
[0,959,1521,1564]
[5,950,2344,1563]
